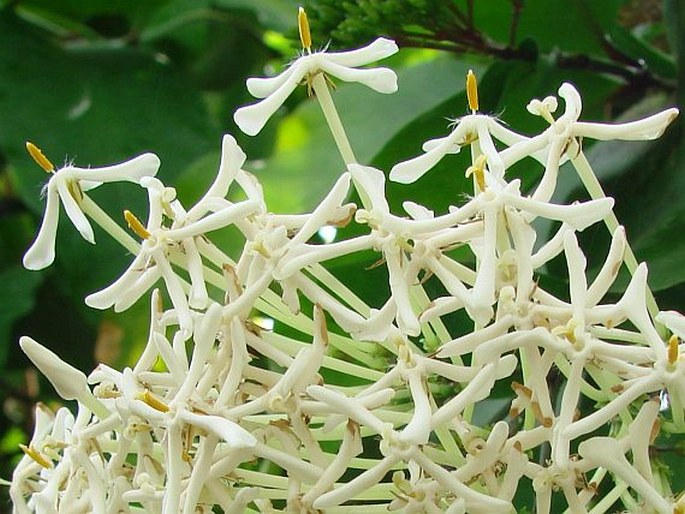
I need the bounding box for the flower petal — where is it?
[657,310,685,340]
[572,108,679,141]
[319,60,398,93]
[184,135,246,222]
[55,179,95,244]
[234,64,305,135]
[19,336,89,401]
[85,252,148,309]
[23,188,61,270]
[178,410,256,448]
[246,64,299,98]
[75,153,160,191]
[389,122,469,184]
[324,37,399,67]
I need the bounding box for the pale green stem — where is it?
[587,481,629,514]
[462,139,484,425]
[571,152,661,329]
[81,194,140,254]
[307,264,370,315]
[311,73,356,165]
[311,68,458,355]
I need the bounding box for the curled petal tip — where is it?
[23,244,55,271]
[136,153,161,177]
[234,105,268,136]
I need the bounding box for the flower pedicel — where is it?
[10,8,684,514]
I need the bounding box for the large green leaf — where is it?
[470,0,624,56]
[0,265,44,367]
[213,0,299,32]
[0,12,216,297]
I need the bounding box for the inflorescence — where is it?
[9,8,685,514]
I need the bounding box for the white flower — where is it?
[656,310,685,339]
[234,37,399,135]
[23,149,160,270]
[578,436,671,513]
[85,176,260,335]
[389,115,511,185]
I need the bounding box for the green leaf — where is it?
[0,266,44,366]
[0,12,216,295]
[607,25,677,80]
[511,0,624,56]
[213,0,300,32]
[16,0,168,31]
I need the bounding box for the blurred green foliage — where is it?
[0,0,684,508]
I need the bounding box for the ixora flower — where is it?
[233,8,398,135]
[13,7,685,514]
[22,142,160,270]
[390,79,678,187]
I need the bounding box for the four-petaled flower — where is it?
[23,146,160,270]
[234,37,399,135]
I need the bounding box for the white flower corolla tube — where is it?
[14,15,685,513]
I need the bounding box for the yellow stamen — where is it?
[19,444,51,468]
[466,70,479,113]
[136,390,169,413]
[465,154,487,191]
[552,318,578,344]
[668,335,680,365]
[124,210,151,240]
[298,7,312,53]
[26,141,55,173]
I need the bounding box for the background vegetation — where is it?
[0,0,683,510]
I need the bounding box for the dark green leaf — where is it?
[0,266,44,366]
[0,12,216,295]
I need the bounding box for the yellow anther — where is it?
[26,141,55,173]
[124,210,151,240]
[465,154,487,192]
[137,390,169,413]
[668,335,680,366]
[466,69,479,113]
[298,7,312,53]
[19,444,51,468]
[552,318,579,344]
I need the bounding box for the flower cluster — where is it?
[10,9,685,514]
